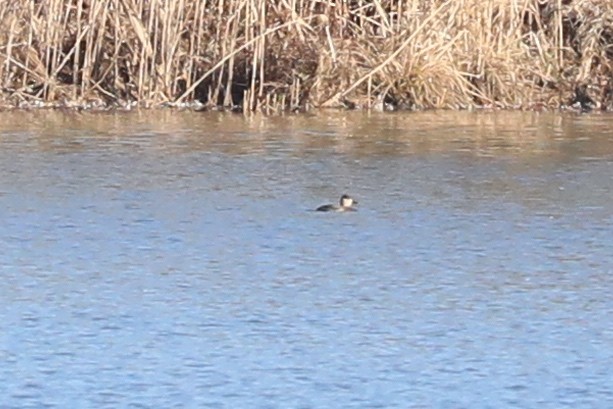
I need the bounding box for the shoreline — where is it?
[1,1,611,113]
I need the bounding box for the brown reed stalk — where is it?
[0,0,612,112]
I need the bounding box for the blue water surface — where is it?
[0,111,612,408]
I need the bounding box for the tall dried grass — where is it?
[1,0,612,112]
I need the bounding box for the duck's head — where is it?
[340,194,357,208]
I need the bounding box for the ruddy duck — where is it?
[316,194,358,212]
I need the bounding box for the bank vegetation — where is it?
[1,0,612,113]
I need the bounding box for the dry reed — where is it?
[1,0,612,113]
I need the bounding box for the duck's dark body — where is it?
[316,204,337,212]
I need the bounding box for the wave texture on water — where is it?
[1,111,612,409]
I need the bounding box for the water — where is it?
[0,111,612,408]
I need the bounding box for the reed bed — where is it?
[1,0,612,113]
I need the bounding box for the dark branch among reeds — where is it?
[1,0,612,112]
